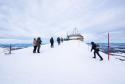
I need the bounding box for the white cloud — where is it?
[0,0,125,43]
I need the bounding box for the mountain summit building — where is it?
[66,28,84,41]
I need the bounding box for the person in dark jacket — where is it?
[50,37,54,48]
[57,37,61,45]
[36,37,42,53]
[91,42,103,61]
[33,38,37,53]
[61,37,63,43]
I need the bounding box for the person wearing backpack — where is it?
[50,37,54,48]
[91,42,103,61]
[57,37,61,45]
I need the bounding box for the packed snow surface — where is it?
[0,41,125,84]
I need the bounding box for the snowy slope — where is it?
[0,48,5,54]
[0,41,125,84]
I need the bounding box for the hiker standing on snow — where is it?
[57,37,61,45]
[50,37,54,48]
[61,37,63,43]
[36,37,42,53]
[33,38,37,53]
[91,42,103,61]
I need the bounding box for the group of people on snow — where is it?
[33,37,64,53]
[33,37,42,53]
[32,37,103,61]
[50,37,63,48]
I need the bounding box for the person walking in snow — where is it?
[61,37,63,43]
[33,38,37,53]
[91,42,103,61]
[50,37,54,48]
[57,37,61,45]
[36,37,42,53]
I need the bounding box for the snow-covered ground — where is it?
[0,48,5,54]
[0,48,3,53]
[0,40,125,84]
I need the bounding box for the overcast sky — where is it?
[0,0,125,43]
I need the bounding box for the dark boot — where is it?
[33,46,37,53]
[97,52,103,61]
[37,46,40,53]
[93,51,96,58]
[100,59,103,61]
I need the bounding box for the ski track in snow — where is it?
[0,41,125,84]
